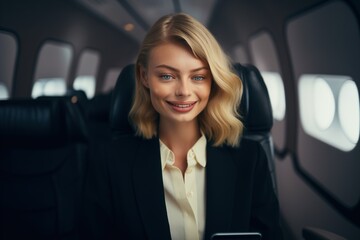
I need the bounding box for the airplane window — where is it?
[313,77,335,130]
[0,31,18,99]
[338,80,359,144]
[249,30,287,152]
[73,76,96,99]
[32,78,67,98]
[73,50,100,99]
[32,41,73,98]
[0,83,9,100]
[299,75,357,151]
[102,68,122,93]
[261,72,286,121]
[249,31,286,121]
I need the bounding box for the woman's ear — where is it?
[140,66,149,88]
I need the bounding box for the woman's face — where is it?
[142,41,212,126]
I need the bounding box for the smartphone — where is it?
[211,232,262,240]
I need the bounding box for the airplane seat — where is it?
[233,63,277,194]
[65,89,89,120]
[109,63,136,139]
[65,89,89,117]
[0,98,89,240]
[232,63,346,240]
[86,91,113,140]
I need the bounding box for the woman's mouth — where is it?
[167,101,197,113]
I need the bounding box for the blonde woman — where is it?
[81,13,283,240]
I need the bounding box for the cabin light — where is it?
[123,23,135,32]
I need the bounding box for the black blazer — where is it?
[80,134,283,240]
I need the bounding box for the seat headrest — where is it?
[109,64,136,135]
[65,89,89,114]
[0,98,88,148]
[234,63,273,132]
[87,92,112,122]
[66,89,88,101]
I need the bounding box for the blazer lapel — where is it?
[132,137,171,240]
[204,144,238,239]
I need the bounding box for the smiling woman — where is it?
[131,13,243,147]
[80,13,283,240]
[141,41,213,175]
[141,41,212,131]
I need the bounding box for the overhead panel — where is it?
[76,0,146,42]
[75,0,218,43]
[127,0,175,27]
[180,0,217,26]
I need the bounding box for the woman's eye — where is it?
[160,74,173,80]
[193,76,205,81]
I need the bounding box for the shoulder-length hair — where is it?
[129,13,243,147]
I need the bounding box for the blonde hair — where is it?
[129,13,243,147]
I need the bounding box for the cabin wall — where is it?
[208,0,360,154]
[209,1,360,239]
[0,0,139,98]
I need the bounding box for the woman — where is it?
[80,13,283,240]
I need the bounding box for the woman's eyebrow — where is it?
[155,64,209,73]
[155,64,179,73]
[190,67,210,73]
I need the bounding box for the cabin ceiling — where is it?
[75,0,218,43]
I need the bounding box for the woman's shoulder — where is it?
[224,137,265,163]
[229,137,262,153]
[107,134,144,151]
[112,133,141,145]
[107,134,159,154]
[87,134,155,170]
[87,134,141,157]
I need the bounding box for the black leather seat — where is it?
[234,63,277,194]
[65,89,89,116]
[86,91,113,140]
[0,97,88,240]
[109,64,136,139]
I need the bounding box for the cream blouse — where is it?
[160,134,207,240]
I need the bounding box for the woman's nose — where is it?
[175,79,191,97]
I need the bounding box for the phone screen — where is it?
[211,232,262,240]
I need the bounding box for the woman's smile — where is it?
[166,101,198,113]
